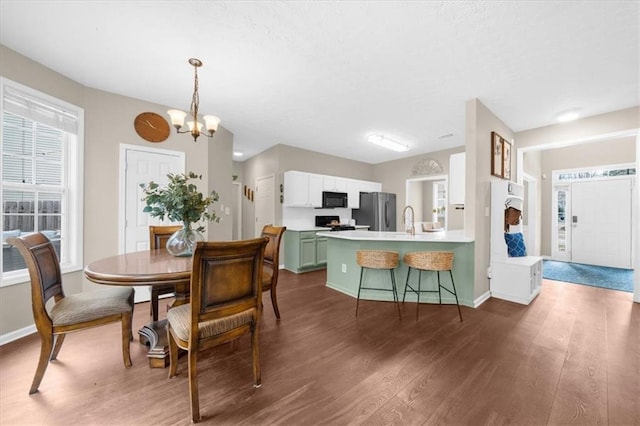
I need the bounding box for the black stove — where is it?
[315,215,356,231]
[328,224,356,231]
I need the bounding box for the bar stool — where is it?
[402,251,463,321]
[355,250,402,319]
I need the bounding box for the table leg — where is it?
[138,281,189,368]
[138,320,170,368]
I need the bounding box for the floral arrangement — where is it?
[140,171,220,233]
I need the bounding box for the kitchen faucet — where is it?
[402,205,415,236]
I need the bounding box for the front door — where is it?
[121,145,184,302]
[571,178,632,269]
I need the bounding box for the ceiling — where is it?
[1,1,638,164]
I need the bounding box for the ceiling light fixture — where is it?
[167,58,220,142]
[233,151,243,157]
[556,110,580,123]
[368,134,409,152]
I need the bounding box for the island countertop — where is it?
[284,225,370,232]
[321,229,475,308]
[316,229,474,243]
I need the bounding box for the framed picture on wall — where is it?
[491,131,504,178]
[502,139,512,180]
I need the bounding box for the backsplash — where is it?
[282,206,352,229]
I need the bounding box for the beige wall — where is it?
[372,146,465,231]
[239,144,374,238]
[239,143,465,237]
[1,45,233,337]
[515,106,639,303]
[239,145,280,239]
[465,98,515,302]
[207,126,234,241]
[515,107,640,151]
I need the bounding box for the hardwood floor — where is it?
[1,269,638,425]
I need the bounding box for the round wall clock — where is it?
[134,112,171,143]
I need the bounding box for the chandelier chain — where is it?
[190,65,199,125]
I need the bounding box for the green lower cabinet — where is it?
[284,231,328,273]
[300,237,317,268]
[316,236,327,265]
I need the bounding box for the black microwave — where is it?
[322,191,348,208]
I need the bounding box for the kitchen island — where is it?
[319,230,475,307]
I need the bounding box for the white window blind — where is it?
[3,85,78,134]
[1,77,84,286]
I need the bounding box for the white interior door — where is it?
[254,175,275,237]
[571,178,632,269]
[121,145,184,302]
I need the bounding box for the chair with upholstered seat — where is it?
[167,237,269,423]
[8,232,134,395]
[149,225,182,321]
[259,225,286,319]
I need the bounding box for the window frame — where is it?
[1,77,84,287]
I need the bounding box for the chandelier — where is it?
[167,58,220,142]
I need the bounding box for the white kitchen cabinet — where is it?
[360,181,382,193]
[449,152,465,205]
[348,180,382,208]
[284,171,322,207]
[284,170,381,209]
[346,179,361,208]
[323,176,348,193]
[309,174,323,206]
[489,180,542,305]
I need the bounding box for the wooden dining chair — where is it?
[7,233,135,394]
[149,225,182,321]
[167,237,269,423]
[260,225,287,319]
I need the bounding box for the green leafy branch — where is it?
[140,171,220,233]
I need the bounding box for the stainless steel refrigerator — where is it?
[352,192,396,231]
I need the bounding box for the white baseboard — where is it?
[474,291,491,307]
[0,324,36,346]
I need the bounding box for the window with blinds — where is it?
[1,78,84,285]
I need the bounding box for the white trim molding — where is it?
[0,324,36,346]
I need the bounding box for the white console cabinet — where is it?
[491,256,542,305]
[490,181,542,305]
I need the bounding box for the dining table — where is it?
[84,249,192,368]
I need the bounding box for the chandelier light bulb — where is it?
[167,58,220,142]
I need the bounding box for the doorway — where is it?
[551,172,633,269]
[517,129,639,301]
[254,174,275,237]
[405,174,449,230]
[119,144,185,302]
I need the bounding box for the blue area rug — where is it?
[542,260,634,293]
